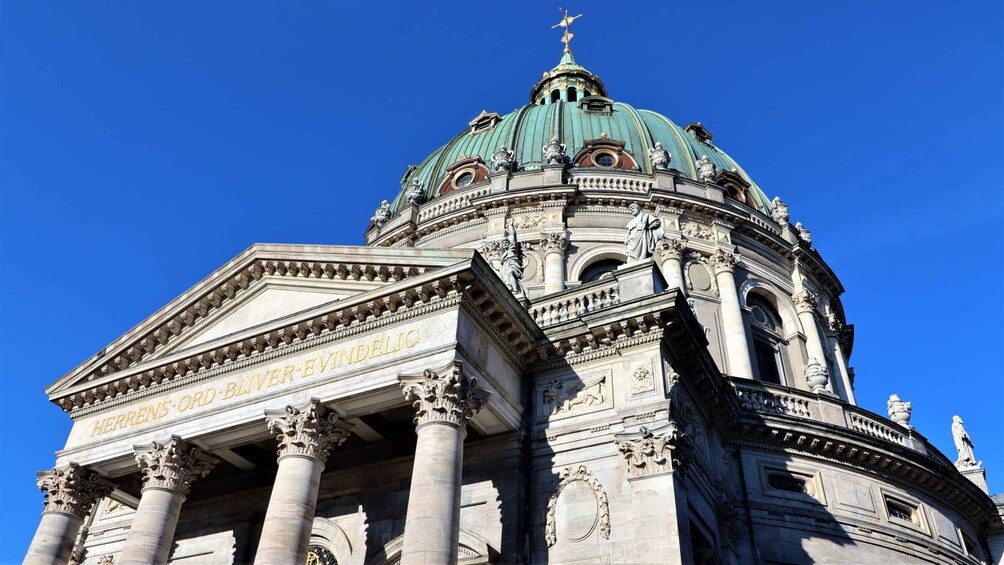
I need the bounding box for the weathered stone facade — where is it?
[28,26,1002,565]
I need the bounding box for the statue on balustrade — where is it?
[624,203,664,262]
[500,219,528,298]
[952,415,980,468]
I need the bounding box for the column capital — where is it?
[655,236,686,261]
[36,464,111,517]
[616,422,692,479]
[265,399,354,463]
[711,248,740,274]
[134,436,217,496]
[401,362,487,429]
[792,288,818,314]
[537,231,568,255]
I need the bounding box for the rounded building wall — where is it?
[366,162,855,403]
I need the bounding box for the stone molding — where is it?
[711,248,740,275]
[265,399,354,463]
[654,236,686,261]
[537,231,568,255]
[58,263,540,415]
[616,422,692,478]
[134,436,217,496]
[545,465,611,547]
[35,463,111,517]
[401,362,487,429]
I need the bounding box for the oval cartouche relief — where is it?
[687,262,713,292]
[556,480,599,541]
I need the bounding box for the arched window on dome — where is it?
[579,258,624,284]
[747,295,788,385]
[567,87,578,102]
[551,90,561,103]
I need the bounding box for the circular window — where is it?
[454,171,474,188]
[306,546,338,565]
[592,151,617,168]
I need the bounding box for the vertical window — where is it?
[567,87,578,102]
[551,90,560,103]
[748,296,787,386]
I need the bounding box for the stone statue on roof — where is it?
[649,142,671,170]
[371,200,392,227]
[771,196,790,225]
[500,219,528,298]
[952,415,979,468]
[405,180,424,206]
[696,155,717,182]
[625,203,664,262]
[491,145,515,173]
[542,137,567,165]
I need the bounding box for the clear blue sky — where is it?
[2,1,1001,560]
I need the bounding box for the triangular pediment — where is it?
[47,244,474,400]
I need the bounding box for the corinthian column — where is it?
[253,399,354,565]
[119,437,216,565]
[539,231,568,294]
[792,289,833,394]
[655,236,686,293]
[24,464,110,565]
[712,249,754,378]
[400,362,486,565]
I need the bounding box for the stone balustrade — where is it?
[529,280,619,327]
[728,378,942,456]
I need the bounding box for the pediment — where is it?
[47,244,474,399]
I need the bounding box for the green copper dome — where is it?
[391,54,771,215]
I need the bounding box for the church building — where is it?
[24,14,1004,565]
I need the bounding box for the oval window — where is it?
[455,171,474,188]
[595,153,615,167]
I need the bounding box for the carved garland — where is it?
[545,465,611,547]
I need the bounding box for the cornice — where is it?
[728,415,998,530]
[47,245,472,397]
[53,254,542,416]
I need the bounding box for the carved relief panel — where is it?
[538,370,612,422]
[545,465,611,547]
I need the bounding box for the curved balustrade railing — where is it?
[728,378,942,456]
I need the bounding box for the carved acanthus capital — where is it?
[36,464,111,517]
[792,288,818,314]
[265,399,354,463]
[655,236,686,261]
[538,231,568,255]
[616,422,691,478]
[134,437,217,496]
[711,248,740,275]
[401,362,487,429]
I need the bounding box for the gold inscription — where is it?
[87,328,421,438]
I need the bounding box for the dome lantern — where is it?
[529,10,607,105]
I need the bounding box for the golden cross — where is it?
[551,8,582,53]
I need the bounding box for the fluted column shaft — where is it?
[120,437,216,565]
[540,232,568,294]
[400,363,486,565]
[713,250,754,379]
[656,237,686,293]
[254,400,353,565]
[25,464,109,565]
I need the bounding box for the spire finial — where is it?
[551,8,583,55]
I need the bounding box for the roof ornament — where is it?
[552,8,583,55]
[696,155,717,182]
[371,200,392,227]
[491,145,515,173]
[648,142,672,170]
[542,137,567,165]
[405,180,424,206]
